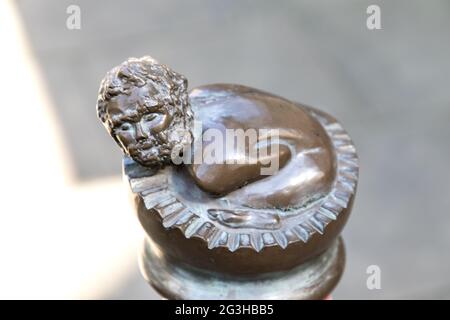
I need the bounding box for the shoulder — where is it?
[189,83,281,106]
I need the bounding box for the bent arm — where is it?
[187,143,291,196]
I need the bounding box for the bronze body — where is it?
[188,84,336,209]
[97,56,359,299]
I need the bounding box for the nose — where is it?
[135,123,148,141]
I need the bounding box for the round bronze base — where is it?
[139,236,345,300]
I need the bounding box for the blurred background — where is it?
[0,0,449,299]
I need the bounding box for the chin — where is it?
[131,150,165,168]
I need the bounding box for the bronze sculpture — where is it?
[97,56,358,299]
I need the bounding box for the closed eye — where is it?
[143,114,157,122]
[119,122,132,131]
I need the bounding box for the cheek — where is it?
[115,131,135,148]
